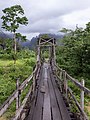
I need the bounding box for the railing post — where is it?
[16,78,20,110]
[60,69,62,80]
[33,71,36,92]
[63,70,68,98]
[80,79,85,110]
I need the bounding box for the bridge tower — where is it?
[37,36,56,66]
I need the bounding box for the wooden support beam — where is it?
[0,72,33,117]
[80,79,85,111]
[37,46,41,65]
[33,72,36,92]
[16,78,21,110]
[0,90,17,116]
[63,70,68,98]
[60,69,62,80]
[40,38,54,45]
[66,73,90,95]
[68,88,88,120]
[37,45,56,47]
[13,86,33,120]
[53,44,56,65]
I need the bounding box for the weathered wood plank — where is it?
[50,67,71,120]
[26,66,42,120]
[48,66,62,120]
[31,66,44,120]
[43,65,51,120]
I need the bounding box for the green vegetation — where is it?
[0,4,90,120]
[0,49,36,119]
[57,26,90,79]
[0,5,36,119]
[0,6,32,120]
[56,24,90,117]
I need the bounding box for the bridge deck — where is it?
[26,63,71,120]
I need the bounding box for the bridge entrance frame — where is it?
[36,36,56,66]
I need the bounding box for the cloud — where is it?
[0,0,90,39]
[62,8,90,29]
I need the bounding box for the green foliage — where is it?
[1,5,28,33]
[57,24,90,78]
[57,23,90,117]
[0,49,36,119]
[17,49,36,59]
[1,5,28,64]
[16,33,27,42]
[40,34,50,39]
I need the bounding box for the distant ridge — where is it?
[0,30,13,39]
[22,33,63,49]
[0,31,63,49]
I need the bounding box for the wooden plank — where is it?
[48,66,62,120]
[26,89,38,120]
[50,67,71,120]
[31,66,44,120]
[26,66,43,120]
[43,65,51,120]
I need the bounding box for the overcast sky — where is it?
[0,0,90,40]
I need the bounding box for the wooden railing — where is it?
[0,64,41,120]
[54,64,90,120]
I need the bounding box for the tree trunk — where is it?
[14,33,17,64]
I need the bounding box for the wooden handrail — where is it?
[68,88,88,120]
[19,74,33,91]
[54,63,90,119]
[0,65,38,117]
[55,64,90,95]
[0,90,17,116]
[54,64,62,71]
[66,73,90,95]
[13,85,33,120]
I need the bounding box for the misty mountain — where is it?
[0,31,63,49]
[0,30,13,39]
[22,33,63,49]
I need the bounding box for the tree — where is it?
[58,24,90,78]
[1,5,28,63]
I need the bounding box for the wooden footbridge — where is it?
[0,37,90,120]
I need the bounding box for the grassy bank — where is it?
[0,50,36,119]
